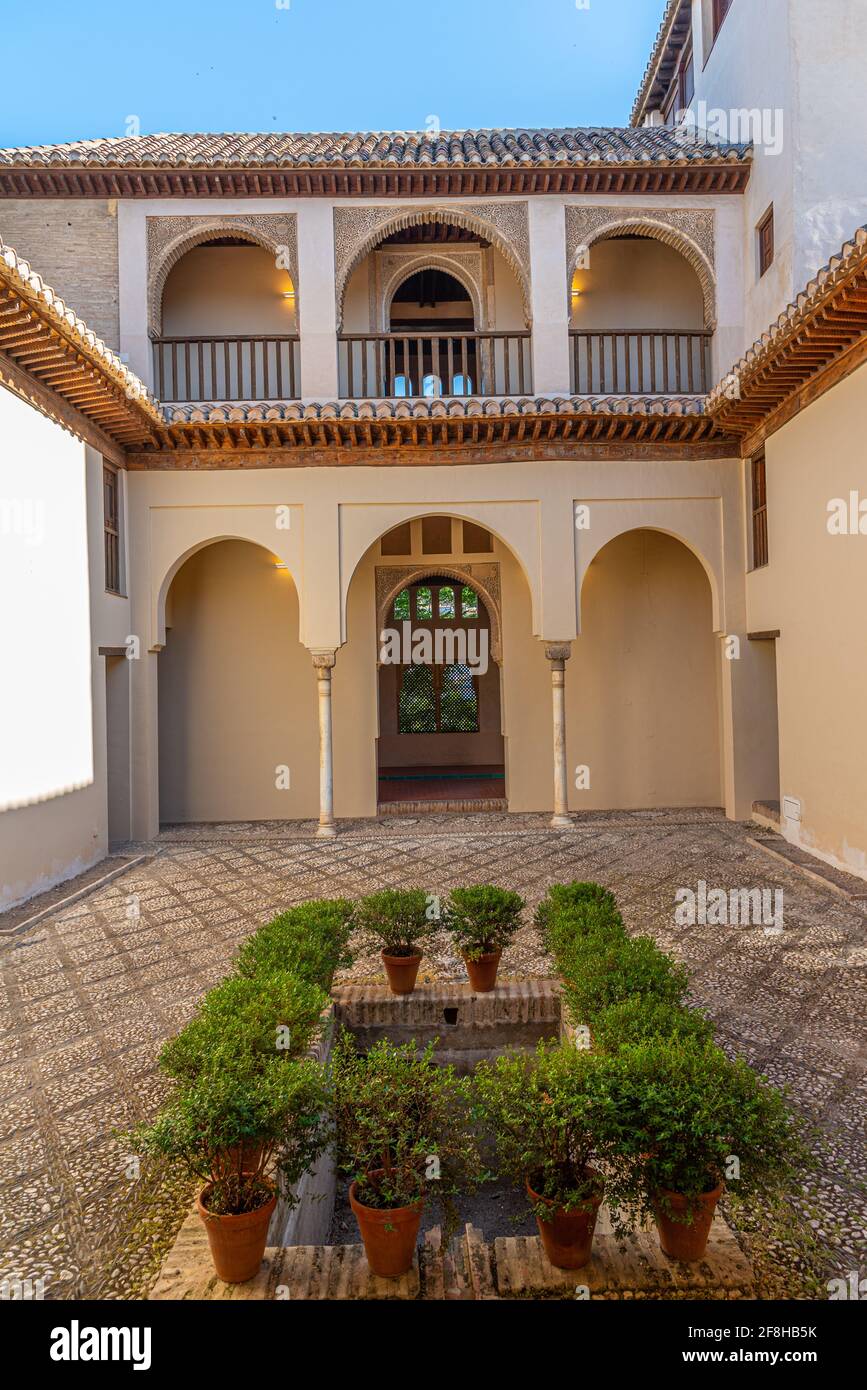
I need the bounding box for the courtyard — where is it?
[0,809,864,1302]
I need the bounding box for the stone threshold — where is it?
[748,834,867,901]
[378,798,509,815]
[150,1207,754,1301]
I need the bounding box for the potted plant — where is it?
[331,1030,483,1277]
[614,1038,805,1263]
[443,885,524,992]
[474,1041,630,1270]
[354,888,434,995]
[129,1050,331,1283]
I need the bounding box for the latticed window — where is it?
[399,665,437,733]
[751,452,769,569]
[440,664,479,732]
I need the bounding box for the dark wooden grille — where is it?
[103,465,121,594]
[751,452,769,569]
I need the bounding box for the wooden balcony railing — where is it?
[338,331,532,399]
[152,335,301,402]
[569,330,712,396]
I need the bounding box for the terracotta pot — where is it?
[526,1171,604,1270]
[654,1182,724,1263]
[381,949,422,995]
[349,1176,424,1278]
[197,1185,276,1284]
[462,949,502,993]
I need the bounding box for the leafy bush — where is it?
[235,899,354,989]
[592,996,715,1054]
[159,970,327,1083]
[354,888,435,957]
[444,885,525,960]
[560,932,689,1027]
[474,1041,632,1224]
[331,1030,484,1225]
[611,1038,806,1221]
[129,1051,331,1217]
[534,881,620,936]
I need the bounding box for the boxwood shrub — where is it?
[235,898,354,989]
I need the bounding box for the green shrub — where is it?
[610,1038,807,1222]
[331,1030,484,1225]
[159,970,327,1083]
[474,1041,632,1225]
[444,885,525,960]
[560,932,689,1026]
[534,881,619,936]
[354,888,435,957]
[235,899,354,989]
[592,996,715,1054]
[129,1050,331,1216]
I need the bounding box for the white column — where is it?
[297,204,340,400]
[545,642,573,828]
[313,650,338,838]
[528,200,571,396]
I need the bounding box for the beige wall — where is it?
[570,238,706,331]
[568,530,722,810]
[747,363,867,879]
[158,540,318,822]
[0,199,120,349]
[161,244,297,336]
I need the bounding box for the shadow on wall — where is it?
[571,529,722,810]
[158,539,318,823]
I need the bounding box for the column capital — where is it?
[311,649,338,671]
[544,641,573,664]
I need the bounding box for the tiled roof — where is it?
[0,238,162,449]
[631,0,691,127]
[0,126,749,170]
[162,395,711,425]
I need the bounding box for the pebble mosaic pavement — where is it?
[0,809,864,1301]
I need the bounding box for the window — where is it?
[415,586,433,620]
[758,206,775,278]
[397,663,479,735]
[399,665,437,733]
[461,586,479,619]
[751,452,769,569]
[393,589,411,621]
[713,0,732,40]
[438,586,455,619]
[678,42,695,110]
[439,664,479,733]
[103,464,122,594]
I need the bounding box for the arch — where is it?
[578,524,722,634]
[341,503,541,643]
[154,533,300,651]
[383,258,482,331]
[336,208,531,331]
[377,564,503,664]
[149,223,295,338]
[569,219,717,330]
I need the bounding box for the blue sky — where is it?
[0,0,665,148]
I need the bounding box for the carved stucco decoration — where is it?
[375,562,502,664]
[147,214,298,337]
[377,248,486,330]
[334,203,531,330]
[565,206,717,328]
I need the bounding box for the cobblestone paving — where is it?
[0,811,864,1301]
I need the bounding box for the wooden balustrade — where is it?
[338,331,532,399]
[569,330,712,395]
[152,335,301,402]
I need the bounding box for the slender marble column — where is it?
[312,651,338,839]
[545,642,573,829]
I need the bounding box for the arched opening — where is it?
[339,217,531,399]
[153,236,299,403]
[569,233,711,394]
[377,575,505,806]
[572,529,722,810]
[158,539,317,824]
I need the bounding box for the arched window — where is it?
[393,374,414,397]
[452,374,474,396]
[393,589,410,620]
[422,373,442,398]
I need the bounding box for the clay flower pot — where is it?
[462,949,502,993]
[653,1182,724,1263]
[526,1172,604,1270]
[349,1176,424,1278]
[197,1184,276,1284]
[222,1139,265,1175]
[381,949,423,995]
